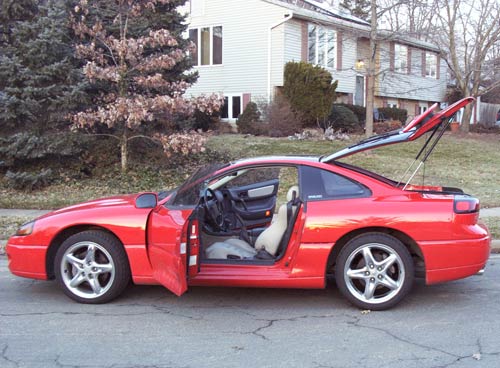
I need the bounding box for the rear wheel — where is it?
[55,230,130,304]
[335,233,414,310]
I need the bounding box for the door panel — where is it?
[147,206,191,296]
[223,179,278,228]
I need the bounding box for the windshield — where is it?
[169,163,228,206]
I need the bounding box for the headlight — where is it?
[16,221,35,236]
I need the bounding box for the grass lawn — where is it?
[481,217,500,240]
[0,132,499,210]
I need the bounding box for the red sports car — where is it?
[6,97,490,310]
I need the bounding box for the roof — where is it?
[262,0,371,33]
[232,155,320,166]
[377,30,441,53]
[264,0,441,52]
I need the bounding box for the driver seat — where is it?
[205,186,299,259]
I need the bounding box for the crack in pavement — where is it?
[1,344,20,368]
[240,313,344,341]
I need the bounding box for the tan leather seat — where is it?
[205,186,299,259]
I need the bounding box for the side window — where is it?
[301,166,369,201]
[224,167,280,189]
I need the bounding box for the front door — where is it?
[147,205,194,296]
[355,75,365,106]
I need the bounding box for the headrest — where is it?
[286,185,299,202]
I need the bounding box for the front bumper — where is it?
[5,239,48,280]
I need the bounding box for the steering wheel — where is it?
[203,188,225,230]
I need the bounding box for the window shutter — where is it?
[407,47,412,74]
[348,93,353,104]
[421,51,426,77]
[242,93,251,110]
[415,104,419,116]
[436,54,441,79]
[336,31,343,71]
[389,42,395,72]
[301,22,308,62]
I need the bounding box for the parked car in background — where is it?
[6,98,490,310]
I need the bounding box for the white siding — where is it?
[375,43,446,102]
[185,0,287,101]
[333,32,357,94]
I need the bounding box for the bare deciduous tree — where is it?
[71,0,222,172]
[435,0,500,131]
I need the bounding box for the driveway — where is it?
[1,255,499,368]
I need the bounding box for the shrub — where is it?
[336,103,366,124]
[193,109,221,132]
[378,107,408,123]
[328,105,362,133]
[236,102,261,134]
[262,97,303,137]
[283,61,337,127]
[5,169,53,191]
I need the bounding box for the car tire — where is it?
[54,230,131,304]
[335,233,414,310]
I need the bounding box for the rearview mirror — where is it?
[135,193,157,209]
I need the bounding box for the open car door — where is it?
[146,206,199,296]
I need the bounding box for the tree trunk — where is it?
[120,130,128,173]
[365,73,375,137]
[460,103,473,132]
[365,0,377,138]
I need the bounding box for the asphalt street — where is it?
[0,255,499,368]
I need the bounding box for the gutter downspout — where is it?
[268,12,293,103]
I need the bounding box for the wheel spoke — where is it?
[380,254,397,270]
[346,267,369,280]
[84,244,96,264]
[379,274,399,290]
[363,279,377,299]
[69,273,86,288]
[65,254,84,268]
[362,247,377,267]
[87,277,102,294]
[95,263,113,274]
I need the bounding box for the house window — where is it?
[425,52,437,78]
[221,94,242,120]
[188,25,223,66]
[394,44,408,73]
[387,99,398,108]
[308,24,336,69]
[419,102,428,114]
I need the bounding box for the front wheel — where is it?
[54,230,131,304]
[335,233,414,310]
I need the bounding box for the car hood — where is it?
[38,194,140,219]
[321,97,474,162]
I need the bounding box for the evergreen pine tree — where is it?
[0,0,89,135]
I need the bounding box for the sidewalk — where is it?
[0,207,499,254]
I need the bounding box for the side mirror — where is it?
[135,193,158,209]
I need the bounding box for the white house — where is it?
[183,0,447,121]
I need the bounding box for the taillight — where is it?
[454,195,479,214]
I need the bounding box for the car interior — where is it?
[196,166,302,263]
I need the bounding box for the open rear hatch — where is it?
[321,97,475,192]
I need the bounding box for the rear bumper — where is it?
[420,235,491,284]
[5,241,48,280]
